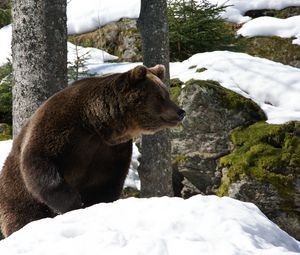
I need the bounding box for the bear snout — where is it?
[177,109,186,121]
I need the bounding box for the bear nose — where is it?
[177,109,186,120]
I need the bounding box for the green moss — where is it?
[0,8,11,28]
[174,154,188,163]
[218,121,300,199]
[245,36,300,67]
[0,123,12,140]
[185,79,266,121]
[169,79,184,104]
[0,63,12,125]
[121,187,140,198]
[196,67,207,73]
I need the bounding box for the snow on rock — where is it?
[67,0,140,35]
[0,24,117,68]
[237,16,300,45]
[67,42,118,66]
[170,51,300,124]
[206,0,300,23]
[0,195,299,255]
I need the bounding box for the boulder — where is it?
[171,79,266,196]
[171,79,300,240]
[219,121,300,240]
[69,18,142,62]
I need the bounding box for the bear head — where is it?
[122,64,185,138]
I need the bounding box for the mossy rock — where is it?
[218,121,300,193]
[171,79,266,197]
[184,79,266,123]
[245,36,300,68]
[169,78,183,104]
[0,123,12,140]
[68,18,142,62]
[0,8,11,28]
[245,7,300,19]
[0,63,12,125]
[218,121,300,240]
[121,187,140,198]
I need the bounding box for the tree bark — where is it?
[137,0,173,197]
[12,0,67,136]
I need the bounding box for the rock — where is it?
[69,18,142,62]
[218,121,300,240]
[171,79,300,240]
[171,79,266,197]
[245,7,300,19]
[246,37,300,68]
[0,123,11,140]
[0,0,10,9]
[242,7,300,68]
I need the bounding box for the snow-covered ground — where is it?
[0,195,300,255]
[67,0,140,34]
[237,16,300,45]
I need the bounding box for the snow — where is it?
[170,51,300,124]
[0,195,299,255]
[0,25,117,66]
[206,0,300,23]
[0,24,12,66]
[0,140,12,169]
[67,0,140,35]
[237,16,300,46]
[67,42,118,66]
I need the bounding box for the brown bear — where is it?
[0,65,185,237]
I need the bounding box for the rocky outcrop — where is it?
[219,121,300,240]
[171,79,300,240]
[69,18,142,62]
[242,7,300,68]
[171,79,266,197]
[246,37,300,68]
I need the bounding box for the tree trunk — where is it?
[137,0,173,197]
[12,0,67,136]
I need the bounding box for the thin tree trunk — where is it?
[12,0,67,136]
[137,0,173,197]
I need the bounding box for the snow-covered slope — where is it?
[67,0,140,34]
[0,195,299,255]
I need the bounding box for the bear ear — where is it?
[149,64,166,80]
[130,65,147,82]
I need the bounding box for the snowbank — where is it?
[237,16,300,45]
[206,0,300,23]
[170,51,300,124]
[0,25,118,66]
[0,195,299,255]
[67,0,140,34]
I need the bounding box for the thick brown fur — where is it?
[0,65,185,237]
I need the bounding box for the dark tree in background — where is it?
[137,0,173,197]
[12,0,67,136]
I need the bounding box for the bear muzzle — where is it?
[177,109,186,121]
